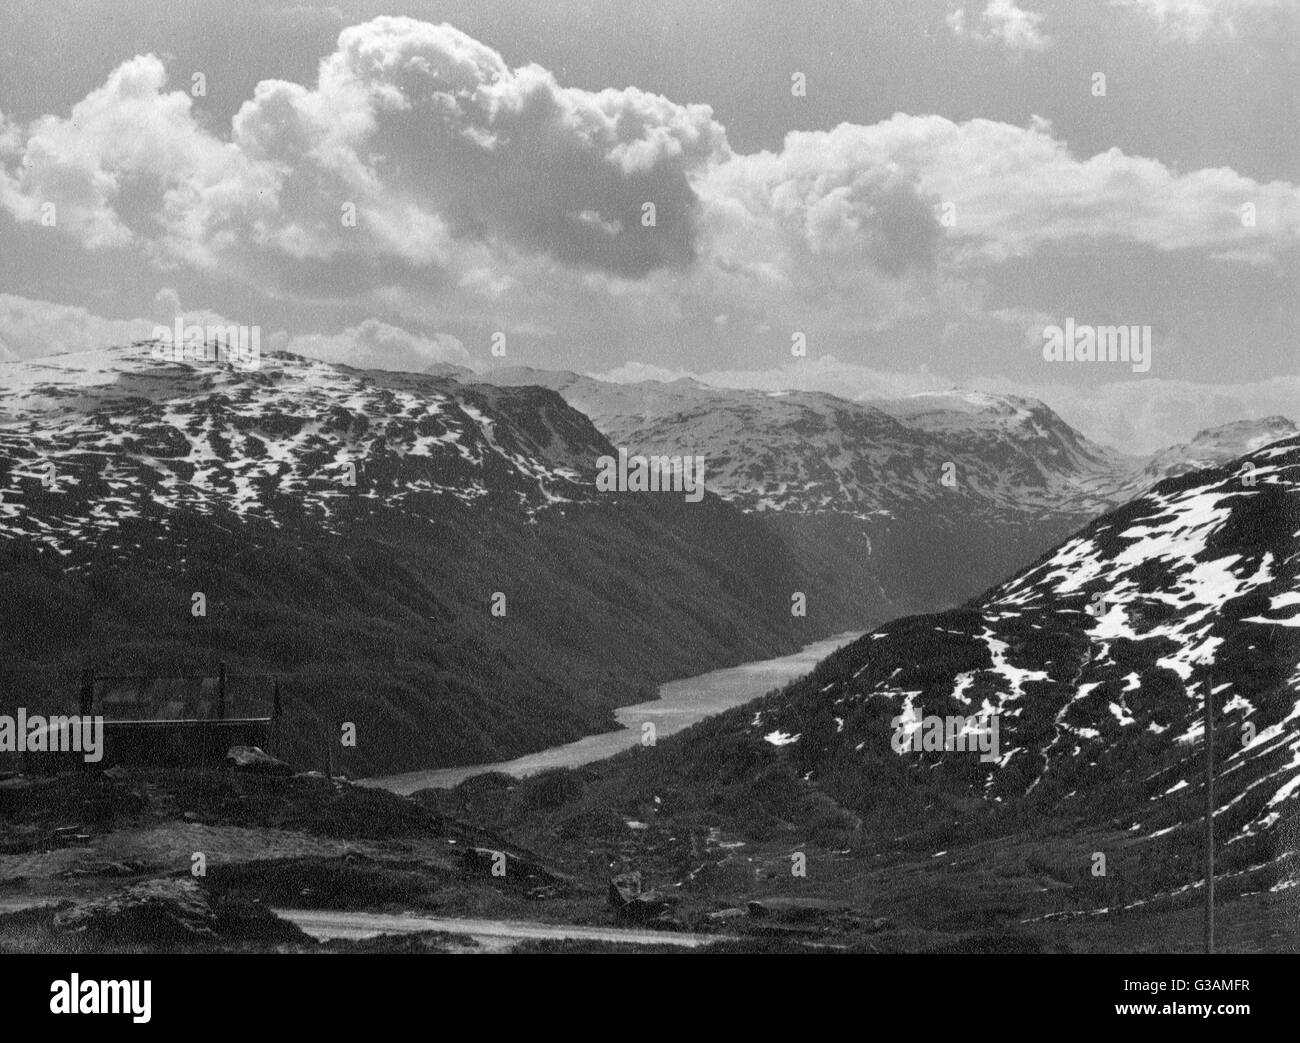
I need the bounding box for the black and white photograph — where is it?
[0,0,1296,1011]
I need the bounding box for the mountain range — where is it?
[584,431,1300,910]
[1,344,1295,783]
[0,345,814,774]
[475,367,1294,624]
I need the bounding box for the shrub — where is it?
[512,768,584,813]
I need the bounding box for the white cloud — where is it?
[6,15,1291,293]
[1110,0,1295,40]
[992,373,1300,453]
[587,362,696,384]
[947,1,1054,52]
[735,115,1300,265]
[0,18,727,281]
[0,56,262,252]
[0,292,466,375]
[0,290,268,363]
[0,293,158,359]
[275,319,469,371]
[591,355,950,400]
[1,18,1297,382]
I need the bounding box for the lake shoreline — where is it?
[361,630,864,795]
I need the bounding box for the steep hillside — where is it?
[480,371,1133,516]
[568,434,1300,908]
[1120,416,1299,500]
[478,368,1141,621]
[0,344,820,774]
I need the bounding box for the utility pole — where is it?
[1204,675,1215,955]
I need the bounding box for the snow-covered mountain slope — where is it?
[0,343,818,774]
[869,390,1140,515]
[0,345,608,555]
[476,368,1151,622]
[477,368,1296,628]
[1117,416,1299,501]
[733,435,1300,889]
[478,369,1136,519]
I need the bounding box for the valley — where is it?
[1,344,1297,954]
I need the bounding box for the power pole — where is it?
[1204,675,1215,955]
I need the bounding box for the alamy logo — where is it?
[50,975,151,1023]
[596,447,706,502]
[1042,318,1151,373]
[0,709,103,762]
[151,315,261,370]
[890,703,1001,763]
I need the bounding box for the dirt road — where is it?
[273,908,729,951]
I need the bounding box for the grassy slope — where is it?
[0,483,841,775]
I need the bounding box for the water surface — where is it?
[363,631,862,794]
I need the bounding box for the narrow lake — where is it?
[363,631,862,795]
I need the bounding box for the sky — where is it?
[0,0,1296,451]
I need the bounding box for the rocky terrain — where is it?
[0,345,820,775]
[477,367,1293,623]
[448,435,1300,950]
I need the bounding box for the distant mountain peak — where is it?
[0,344,612,555]
[748,434,1300,844]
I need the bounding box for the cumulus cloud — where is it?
[0,17,726,280]
[0,57,262,252]
[227,17,728,277]
[591,355,950,400]
[699,128,943,290]
[0,292,467,376]
[947,1,1054,52]
[1,16,1297,379]
[0,289,278,362]
[274,318,470,371]
[5,15,1289,291]
[755,115,1300,264]
[1110,0,1295,40]
[0,293,159,359]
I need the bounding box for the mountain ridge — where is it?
[592,433,1300,907]
[0,344,827,775]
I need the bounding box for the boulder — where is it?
[608,871,643,907]
[54,879,219,942]
[707,907,747,923]
[52,878,310,945]
[608,871,672,924]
